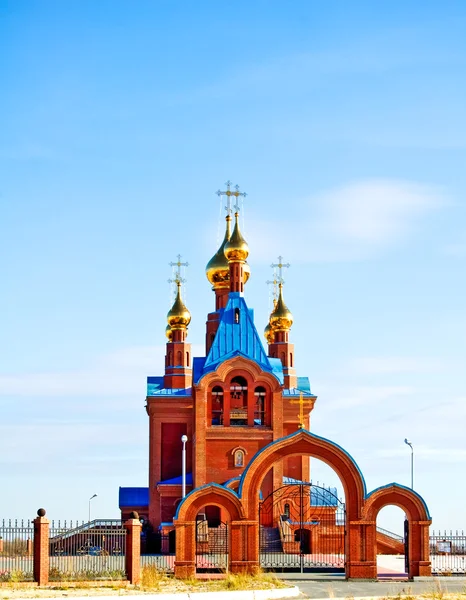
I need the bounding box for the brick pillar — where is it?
[174,520,196,579]
[33,508,49,586]
[125,512,142,585]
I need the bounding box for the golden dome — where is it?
[224,212,249,262]
[206,216,231,289]
[165,324,173,341]
[167,282,191,330]
[264,322,274,344]
[269,284,293,331]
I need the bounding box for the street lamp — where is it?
[89,494,97,524]
[181,435,188,499]
[404,439,414,489]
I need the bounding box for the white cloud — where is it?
[247,179,443,263]
[0,344,204,397]
[345,356,445,375]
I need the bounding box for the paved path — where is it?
[278,575,466,599]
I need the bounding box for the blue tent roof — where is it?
[198,293,283,383]
[119,487,149,508]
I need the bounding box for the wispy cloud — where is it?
[248,179,443,263]
[344,356,445,376]
[0,345,203,397]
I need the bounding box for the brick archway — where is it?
[237,429,369,578]
[363,483,432,578]
[174,483,247,578]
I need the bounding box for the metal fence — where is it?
[430,530,466,574]
[0,519,34,582]
[141,531,175,574]
[49,519,126,580]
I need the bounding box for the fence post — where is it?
[33,508,49,586]
[125,511,142,585]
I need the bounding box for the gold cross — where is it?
[271,256,290,284]
[216,181,247,215]
[290,392,313,429]
[168,254,188,287]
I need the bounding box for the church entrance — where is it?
[195,513,228,572]
[259,483,345,573]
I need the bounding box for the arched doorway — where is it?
[375,505,407,579]
[195,509,228,572]
[259,482,345,572]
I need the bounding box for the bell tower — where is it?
[164,256,192,389]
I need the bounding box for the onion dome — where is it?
[264,322,274,344]
[165,324,173,341]
[243,261,251,283]
[167,282,191,330]
[224,212,249,262]
[206,216,231,289]
[269,284,293,331]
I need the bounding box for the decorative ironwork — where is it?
[259,483,346,573]
[430,530,466,574]
[0,518,34,581]
[195,518,228,572]
[48,519,126,580]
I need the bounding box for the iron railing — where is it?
[0,519,34,581]
[49,519,126,580]
[430,530,466,574]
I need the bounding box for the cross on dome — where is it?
[271,256,290,285]
[169,254,189,288]
[216,181,247,215]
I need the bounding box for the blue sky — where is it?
[1,1,465,534]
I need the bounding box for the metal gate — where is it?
[259,483,346,572]
[195,518,228,572]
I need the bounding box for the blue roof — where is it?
[158,473,193,485]
[282,478,339,506]
[198,293,283,383]
[119,487,149,508]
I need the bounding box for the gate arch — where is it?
[363,483,432,578]
[174,484,246,578]
[239,429,366,521]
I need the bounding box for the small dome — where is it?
[243,260,251,284]
[269,284,293,331]
[167,283,191,330]
[224,212,249,262]
[264,322,274,344]
[206,216,231,289]
[165,324,173,341]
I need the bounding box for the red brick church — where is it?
[118,184,432,578]
[120,184,317,527]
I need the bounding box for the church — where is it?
[119,183,317,529]
[118,184,432,579]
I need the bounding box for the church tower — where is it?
[119,183,317,530]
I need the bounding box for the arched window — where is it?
[284,503,290,519]
[186,351,190,367]
[211,386,223,426]
[230,376,247,426]
[254,386,266,426]
[168,351,172,366]
[234,307,240,324]
[234,449,244,467]
[280,351,285,365]
[177,350,182,366]
[290,353,293,367]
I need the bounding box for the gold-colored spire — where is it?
[206,215,232,289]
[167,281,191,330]
[269,283,293,331]
[224,212,249,262]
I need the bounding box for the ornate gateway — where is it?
[259,483,346,573]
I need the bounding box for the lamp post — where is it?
[181,435,188,498]
[404,439,414,489]
[89,493,97,524]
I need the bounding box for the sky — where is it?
[1,1,465,535]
